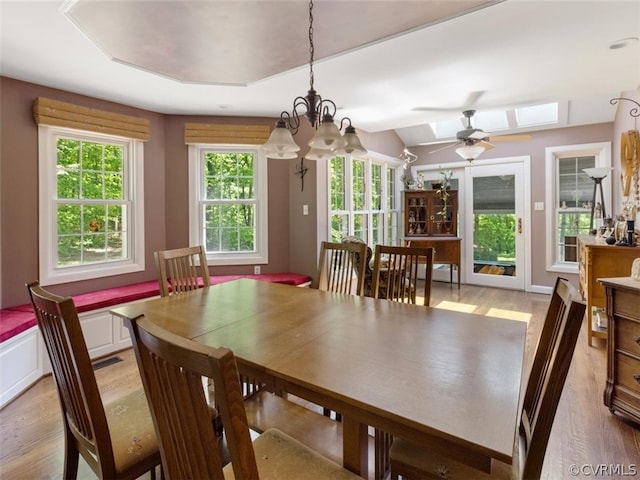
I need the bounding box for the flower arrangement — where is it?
[436,170,453,218]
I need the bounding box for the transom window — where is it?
[38,126,145,285]
[188,145,268,265]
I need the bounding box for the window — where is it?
[38,126,145,285]
[329,154,400,245]
[188,145,268,265]
[545,142,611,272]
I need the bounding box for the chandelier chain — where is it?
[308,0,315,90]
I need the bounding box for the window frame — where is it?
[328,153,401,245]
[545,141,611,273]
[188,144,268,266]
[38,125,145,285]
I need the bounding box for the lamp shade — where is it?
[304,147,334,161]
[583,167,612,179]
[308,119,348,150]
[264,149,299,159]
[262,122,301,154]
[455,144,485,162]
[334,126,367,156]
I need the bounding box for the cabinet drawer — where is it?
[616,353,640,395]
[613,289,640,321]
[616,318,640,355]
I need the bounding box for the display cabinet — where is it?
[404,190,458,237]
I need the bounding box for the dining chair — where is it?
[389,277,586,480]
[154,245,210,297]
[371,244,434,306]
[316,240,368,296]
[340,236,374,297]
[26,282,161,480]
[125,313,361,480]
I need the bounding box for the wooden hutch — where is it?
[404,189,461,287]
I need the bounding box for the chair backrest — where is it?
[126,314,259,480]
[26,281,115,475]
[371,245,434,306]
[516,277,586,480]
[317,240,367,296]
[154,245,210,297]
[341,236,374,297]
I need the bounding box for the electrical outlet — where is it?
[534,202,544,211]
[254,266,261,275]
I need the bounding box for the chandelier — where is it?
[262,0,367,160]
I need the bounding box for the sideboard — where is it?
[578,235,640,346]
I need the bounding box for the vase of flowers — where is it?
[436,170,453,219]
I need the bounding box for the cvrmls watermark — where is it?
[569,464,638,476]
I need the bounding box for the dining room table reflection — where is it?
[111,278,526,478]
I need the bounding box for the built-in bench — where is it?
[0,273,311,408]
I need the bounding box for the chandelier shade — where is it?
[262,0,366,160]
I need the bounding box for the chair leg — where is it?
[375,429,393,480]
[62,439,80,480]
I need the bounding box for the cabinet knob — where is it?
[634,374,640,385]
[635,336,640,347]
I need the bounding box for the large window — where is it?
[188,145,268,265]
[38,126,145,285]
[329,155,400,245]
[545,142,611,272]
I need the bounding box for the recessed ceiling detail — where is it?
[65,0,496,85]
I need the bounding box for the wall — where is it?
[409,122,615,289]
[0,77,291,307]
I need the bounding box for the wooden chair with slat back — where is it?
[26,282,161,480]
[124,313,362,480]
[154,245,210,297]
[389,277,586,480]
[316,241,367,296]
[317,240,392,480]
[371,245,434,306]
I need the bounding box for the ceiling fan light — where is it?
[455,144,485,162]
[308,118,348,150]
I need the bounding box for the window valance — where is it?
[184,122,270,145]
[33,97,150,141]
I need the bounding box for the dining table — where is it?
[111,278,527,478]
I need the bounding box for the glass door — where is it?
[464,163,525,290]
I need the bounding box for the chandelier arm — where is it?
[339,117,353,131]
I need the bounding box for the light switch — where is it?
[303,204,309,215]
[534,202,544,211]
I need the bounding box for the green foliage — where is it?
[473,214,516,262]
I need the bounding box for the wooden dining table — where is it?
[111,279,526,477]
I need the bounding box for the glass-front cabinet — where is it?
[404,190,458,237]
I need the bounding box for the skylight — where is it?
[515,103,558,127]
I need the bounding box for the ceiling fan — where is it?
[430,109,532,161]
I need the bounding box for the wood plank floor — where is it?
[1,281,639,479]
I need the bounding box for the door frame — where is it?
[413,155,532,291]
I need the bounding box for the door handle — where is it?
[518,218,522,234]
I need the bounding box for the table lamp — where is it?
[583,167,612,232]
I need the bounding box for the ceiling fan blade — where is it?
[489,134,533,142]
[429,142,460,154]
[479,141,495,151]
[469,130,490,140]
[463,90,485,108]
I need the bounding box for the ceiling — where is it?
[1,0,639,148]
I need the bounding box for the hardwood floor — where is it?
[1,281,639,479]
